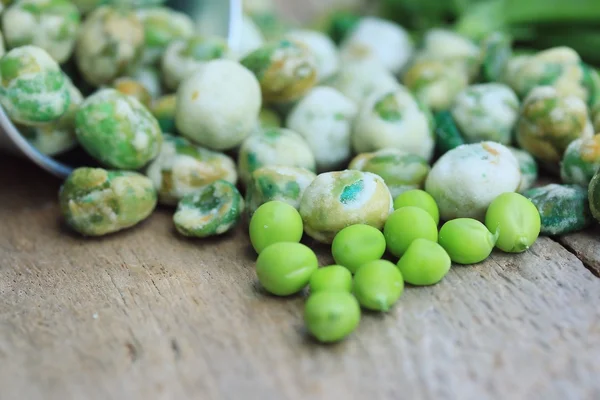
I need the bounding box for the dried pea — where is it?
[560,134,600,187]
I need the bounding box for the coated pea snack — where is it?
[75,6,144,86]
[237,127,316,186]
[560,134,600,187]
[59,167,157,236]
[352,89,434,161]
[2,0,81,64]
[304,291,360,343]
[127,65,161,99]
[439,218,498,264]
[173,180,244,238]
[151,94,176,133]
[175,59,262,151]
[286,86,357,171]
[75,88,162,170]
[589,172,600,223]
[299,170,393,244]
[145,134,237,206]
[0,45,71,125]
[508,146,538,192]
[353,260,404,312]
[284,29,339,83]
[329,59,401,104]
[249,201,304,254]
[245,165,316,216]
[236,15,265,60]
[113,77,152,108]
[480,31,512,83]
[331,224,387,274]
[416,29,481,80]
[397,239,451,286]
[425,141,521,221]
[308,265,353,293]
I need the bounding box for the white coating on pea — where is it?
[285,29,339,82]
[508,147,538,192]
[329,59,401,105]
[417,29,481,80]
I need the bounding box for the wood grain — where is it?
[1,156,600,400]
[558,227,600,277]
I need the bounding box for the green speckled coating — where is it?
[59,167,157,236]
[560,135,600,187]
[173,180,244,238]
[522,184,593,235]
[373,92,402,122]
[433,111,465,154]
[150,94,176,133]
[589,171,600,223]
[75,88,162,169]
[508,147,538,192]
[480,32,512,83]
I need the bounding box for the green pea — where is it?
[304,291,361,343]
[396,239,451,286]
[485,192,541,253]
[249,201,303,254]
[309,265,353,293]
[256,242,318,296]
[331,224,386,274]
[438,218,498,264]
[353,260,404,312]
[383,206,438,258]
[393,189,440,225]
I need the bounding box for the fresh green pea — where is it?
[438,218,498,264]
[256,242,318,296]
[309,265,353,293]
[249,201,303,254]
[353,260,404,312]
[485,192,541,253]
[396,239,451,286]
[304,291,361,343]
[383,206,438,257]
[393,189,440,225]
[331,224,386,274]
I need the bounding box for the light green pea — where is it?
[397,238,451,286]
[383,206,438,258]
[309,265,353,293]
[353,260,404,312]
[438,218,498,264]
[304,291,361,343]
[331,224,386,274]
[249,201,304,254]
[256,242,318,296]
[393,189,440,225]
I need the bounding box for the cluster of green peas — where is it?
[249,187,541,343]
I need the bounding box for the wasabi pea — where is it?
[523,184,593,235]
[308,266,353,293]
[75,6,144,86]
[397,239,451,286]
[136,7,193,65]
[0,45,70,125]
[245,165,316,217]
[2,0,81,64]
[286,86,357,171]
[145,134,237,206]
[75,88,162,169]
[329,59,401,105]
[304,291,360,343]
[161,35,228,91]
[560,134,600,187]
[237,127,316,186]
[241,39,317,103]
[353,260,404,312]
[480,31,512,83]
[285,29,339,83]
[173,180,244,238]
[331,224,386,274]
[589,172,600,223]
[433,111,465,154]
[235,15,265,60]
[249,201,304,254]
[151,94,176,133]
[508,147,538,192]
[59,167,157,236]
[416,29,481,80]
[299,170,393,244]
[113,77,152,108]
[393,189,440,225]
[439,218,498,264]
[126,65,161,99]
[352,89,434,161]
[175,59,261,151]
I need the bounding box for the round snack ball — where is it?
[393,189,439,225]
[113,77,152,108]
[127,64,162,99]
[249,201,304,254]
[339,16,413,75]
[516,86,591,167]
[175,59,261,151]
[151,94,176,133]
[145,134,237,206]
[439,218,498,264]
[589,171,600,223]
[480,31,512,83]
[2,0,81,64]
[75,88,162,170]
[241,39,317,104]
[173,180,244,238]
[352,89,434,161]
[237,127,316,186]
[245,165,316,217]
[331,224,386,274]
[308,265,353,293]
[329,59,401,105]
[508,146,538,192]
[75,6,144,86]
[383,206,438,257]
[299,170,393,244]
[485,192,541,253]
[560,134,600,187]
[0,45,70,125]
[256,242,318,296]
[161,36,229,91]
[235,15,264,60]
[418,29,481,79]
[284,29,339,82]
[450,83,519,145]
[396,239,451,286]
[304,291,360,343]
[59,167,157,236]
[286,86,358,171]
[353,260,404,312]
[425,141,521,221]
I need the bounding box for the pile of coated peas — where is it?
[1,0,600,343]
